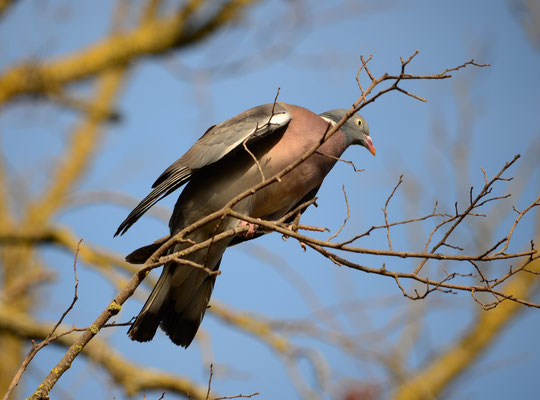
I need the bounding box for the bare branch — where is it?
[383,175,404,250]
[328,185,350,241]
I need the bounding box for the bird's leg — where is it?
[240,219,260,239]
[288,212,302,232]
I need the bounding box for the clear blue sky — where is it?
[1,0,539,399]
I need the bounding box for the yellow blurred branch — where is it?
[0,156,13,229]
[141,0,163,24]
[23,66,127,226]
[0,0,257,106]
[0,226,139,278]
[0,1,257,396]
[0,269,55,304]
[0,0,16,18]
[0,306,211,399]
[210,301,293,354]
[1,31,128,395]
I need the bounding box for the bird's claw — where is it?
[240,219,260,239]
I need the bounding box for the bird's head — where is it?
[319,109,375,156]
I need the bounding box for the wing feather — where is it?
[115,102,291,236]
[114,167,191,236]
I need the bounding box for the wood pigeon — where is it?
[116,102,375,347]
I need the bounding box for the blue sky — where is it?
[1,0,539,399]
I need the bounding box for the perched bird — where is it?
[116,102,375,347]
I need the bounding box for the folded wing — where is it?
[115,102,291,236]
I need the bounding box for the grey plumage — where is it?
[115,103,291,236]
[117,102,374,347]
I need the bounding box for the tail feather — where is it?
[128,253,223,347]
[127,266,172,342]
[170,268,209,310]
[125,235,171,264]
[161,273,217,347]
[127,219,233,347]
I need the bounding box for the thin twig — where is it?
[328,185,350,241]
[3,239,83,400]
[206,363,213,400]
[414,154,521,274]
[383,175,403,250]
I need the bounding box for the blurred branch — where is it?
[0,306,210,399]
[0,0,258,106]
[0,225,150,307]
[509,0,540,50]
[3,240,81,400]
[141,0,162,24]
[0,226,136,273]
[0,152,14,229]
[210,301,293,354]
[44,90,122,121]
[0,269,55,304]
[0,0,17,18]
[206,364,259,400]
[1,1,131,394]
[66,190,171,222]
[22,65,127,226]
[210,301,330,397]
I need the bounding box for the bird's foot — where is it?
[281,219,307,251]
[240,219,260,239]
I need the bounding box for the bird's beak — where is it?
[364,135,376,156]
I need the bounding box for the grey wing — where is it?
[115,103,291,236]
[114,167,191,236]
[152,102,290,186]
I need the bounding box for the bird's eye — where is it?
[357,119,362,126]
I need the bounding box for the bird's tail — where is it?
[124,235,170,264]
[127,237,226,347]
[127,262,220,346]
[127,264,172,342]
[160,263,219,347]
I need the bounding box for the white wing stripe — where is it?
[213,112,289,160]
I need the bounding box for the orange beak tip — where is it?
[366,137,376,156]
